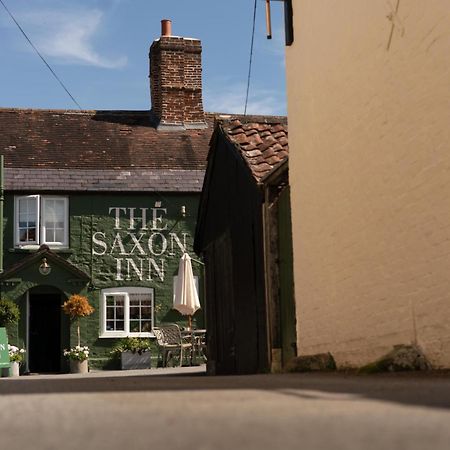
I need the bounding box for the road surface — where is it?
[1,367,449,450]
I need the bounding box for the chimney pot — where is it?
[161,19,172,37]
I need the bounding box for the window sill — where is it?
[9,247,73,254]
[99,333,155,339]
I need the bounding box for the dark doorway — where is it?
[29,292,62,373]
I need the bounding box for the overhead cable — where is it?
[244,0,258,116]
[0,0,82,110]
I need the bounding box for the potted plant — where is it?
[8,345,25,377]
[63,346,90,374]
[0,298,20,329]
[62,294,94,374]
[0,299,21,377]
[111,337,152,370]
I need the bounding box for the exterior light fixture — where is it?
[181,205,186,218]
[39,258,51,276]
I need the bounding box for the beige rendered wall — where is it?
[286,0,450,367]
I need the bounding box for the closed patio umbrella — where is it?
[173,253,201,329]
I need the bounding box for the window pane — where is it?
[130,320,140,332]
[45,229,55,242]
[54,229,64,242]
[17,197,38,243]
[104,294,127,332]
[19,229,28,242]
[115,320,124,331]
[103,289,153,335]
[115,297,125,306]
[130,307,140,319]
[43,198,66,244]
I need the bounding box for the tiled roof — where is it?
[5,168,205,192]
[0,108,287,192]
[0,108,214,192]
[219,117,288,182]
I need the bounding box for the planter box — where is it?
[70,359,89,374]
[121,351,151,370]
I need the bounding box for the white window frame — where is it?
[99,287,155,338]
[14,195,69,248]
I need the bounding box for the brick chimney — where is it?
[150,20,207,130]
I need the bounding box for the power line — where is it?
[244,0,258,116]
[0,0,82,110]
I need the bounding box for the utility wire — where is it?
[244,0,258,116]
[0,0,82,110]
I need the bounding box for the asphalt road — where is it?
[1,367,450,450]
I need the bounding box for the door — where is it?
[29,293,62,373]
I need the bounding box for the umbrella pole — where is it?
[188,315,192,330]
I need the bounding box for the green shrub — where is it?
[0,299,20,327]
[111,337,152,355]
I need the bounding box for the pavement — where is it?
[1,367,450,450]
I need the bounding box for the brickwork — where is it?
[150,37,205,128]
[286,0,450,368]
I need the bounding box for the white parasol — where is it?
[173,253,201,328]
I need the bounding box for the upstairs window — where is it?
[15,195,69,248]
[99,287,154,338]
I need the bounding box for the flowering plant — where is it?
[62,295,95,348]
[64,345,90,361]
[8,344,26,363]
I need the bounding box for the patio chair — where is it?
[153,324,192,367]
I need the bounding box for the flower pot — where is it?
[70,359,89,374]
[121,351,151,370]
[10,361,20,377]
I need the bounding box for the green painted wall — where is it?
[1,192,204,370]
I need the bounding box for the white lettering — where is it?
[169,232,188,255]
[126,258,144,281]
[128,208,148,230]
[109,207,127,229]
[148,258,165,282]
[115,258,124,281]
[110,232,127,255]
[129,233,146,255]
[92,232,107,256]
[151,207,168,231]
[148,232,167,256]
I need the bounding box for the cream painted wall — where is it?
[286,0,450,367]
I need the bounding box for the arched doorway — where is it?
[28,286,69,373]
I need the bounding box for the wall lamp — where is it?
[39,258,51,276]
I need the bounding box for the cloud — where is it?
[18,8,126,69]
[204,82,286,116]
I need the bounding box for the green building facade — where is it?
[0,190,205,371]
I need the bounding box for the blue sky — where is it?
[0,0,287,115]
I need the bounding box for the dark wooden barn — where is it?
[194,117,296,375]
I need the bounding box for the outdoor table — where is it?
[181,329,206,365]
